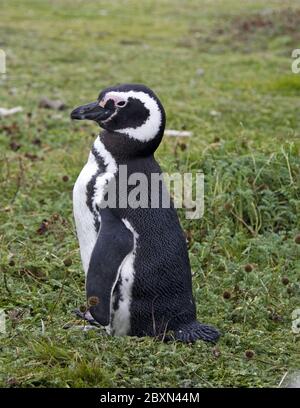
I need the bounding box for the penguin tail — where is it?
[172,321,220,343]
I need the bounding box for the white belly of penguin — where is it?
[73,152,99,275]
[73,139,138,336]
[111,220,138,336]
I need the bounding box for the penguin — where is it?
[71,84,220,343]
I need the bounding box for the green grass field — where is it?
[1,0,300,388]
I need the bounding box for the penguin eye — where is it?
[116,100,127,107]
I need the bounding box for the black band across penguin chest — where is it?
[86,145,106,232]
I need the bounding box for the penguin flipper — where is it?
[86,208,134,326]
[172,321,220,343]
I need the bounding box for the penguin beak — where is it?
[70,101,113,122]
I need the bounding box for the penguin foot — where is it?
[73,309,101,326]
[173,321,220,343]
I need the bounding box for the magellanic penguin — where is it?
[71,84,220,343]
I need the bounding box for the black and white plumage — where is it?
[71,84,219,342]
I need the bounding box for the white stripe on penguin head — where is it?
[103,90,162,142]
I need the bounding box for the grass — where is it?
[0,0,300,388]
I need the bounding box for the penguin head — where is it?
[71,84,166,156]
